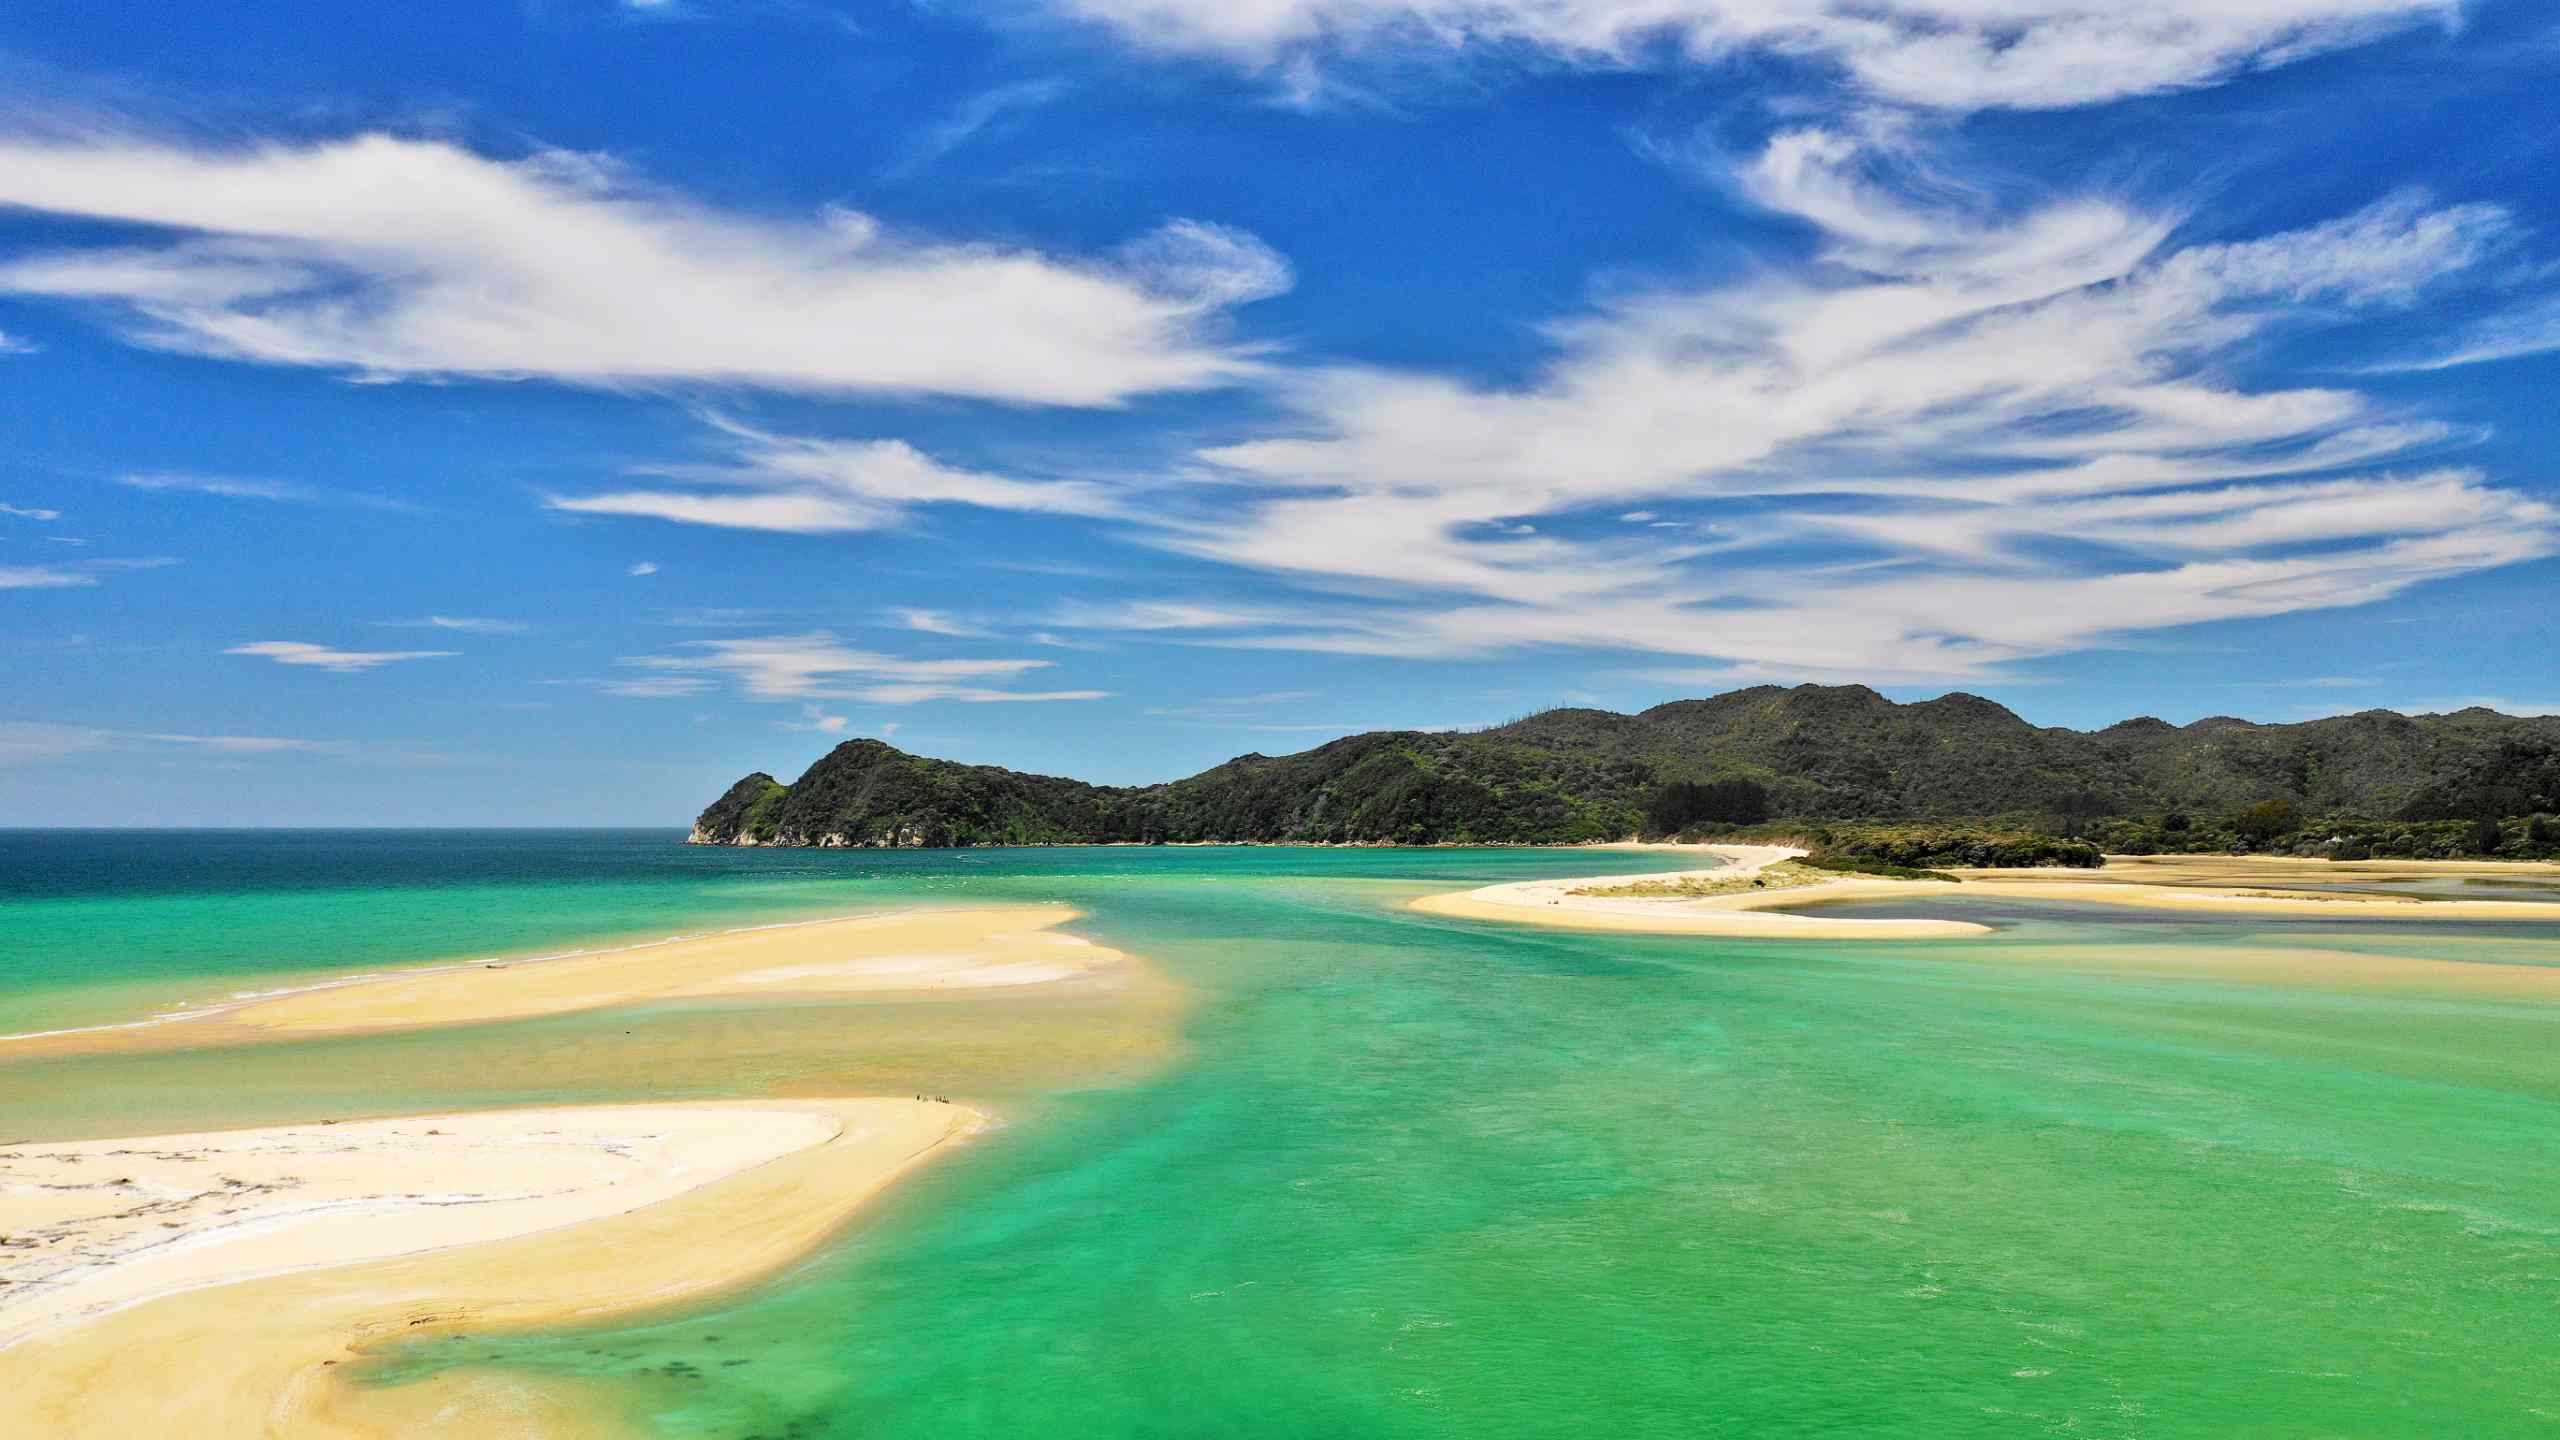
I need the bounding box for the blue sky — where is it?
[2,0,2556,824]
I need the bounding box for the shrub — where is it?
[2160,811,2191,833]
[1818,826,2102,870]
[1801,854,1960,882]
[2232,798,2302,846]
[2531,814,2558,846]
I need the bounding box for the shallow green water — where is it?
[7,833,2560,1436]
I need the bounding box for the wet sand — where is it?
[0,1098,975,1438]
[2,905,1129,1059]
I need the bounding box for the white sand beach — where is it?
[0,1098,976,1437]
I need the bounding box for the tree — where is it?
[1644,777,1771,835]
[2232,798,2301,847]
[2160,811,2191,833]
[2530,814,2558,846]
[2469,814,2504,855]
[2051,789,2113,839]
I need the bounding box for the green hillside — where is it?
[691,685,2560,854]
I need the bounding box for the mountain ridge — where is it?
[690,685,2560,849]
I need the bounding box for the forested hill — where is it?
[688,686,2560,849]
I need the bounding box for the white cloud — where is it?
[0,722,349,764]
[1107,137,2550,682]
[598,675,712,698]
[1,502,60,520]
[0,565,95,589]
[553,489,888,534]
[0,132,1281,406]
[789,704,851,733]
[117,471,300,501]
[1025,630,1102,650]
[0,328,29,354]
[892,608,994,637]
[2369,296,2560,372]
[627,561,660,577]
[225,640,458,672]
[1052,0,2458,110]
[550,419,1127,535]
[137,732,351,754]
[114,470,417,511]
[618,632,1110,704]
[1117,220,1295,308]
[394,616,529,634]
[1047,598,1303,632]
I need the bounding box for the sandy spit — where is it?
[1,904,1128,1058]
[1409,846,1993,939]
[0,1097,976,1438]
[1412,847,2560,938]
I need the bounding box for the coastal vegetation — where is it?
[1571,861,1834,899]
[1796,853,1965,882]
[693,685,2560,859]
[1570,855,1962,898]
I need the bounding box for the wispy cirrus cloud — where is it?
[890,608,994,638]
[0,550,177,589]
[616,632,1110,704]
[0,722,352,764]
[1047,598,1308,633]
[548,418,1128,534]
[2366,295,2560,372]
[1051,0,2462,110]
[0,501,60,520]
[224,640,458,672]
[383,616,530,634]
[1081,134,2552,682]
[115,471,416,511]
[884,79,1072,180]
[0,565,95,590]
[0,131,1285,406]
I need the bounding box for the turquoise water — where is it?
[7,833,2560,1435]
[0,830,1678,1034]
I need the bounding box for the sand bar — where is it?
[0,1097,976,1438]
[1941,852,2560,920]
[1410,846,1994,939]
[1413,846,2560,938]
[1,904,1128,1058]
